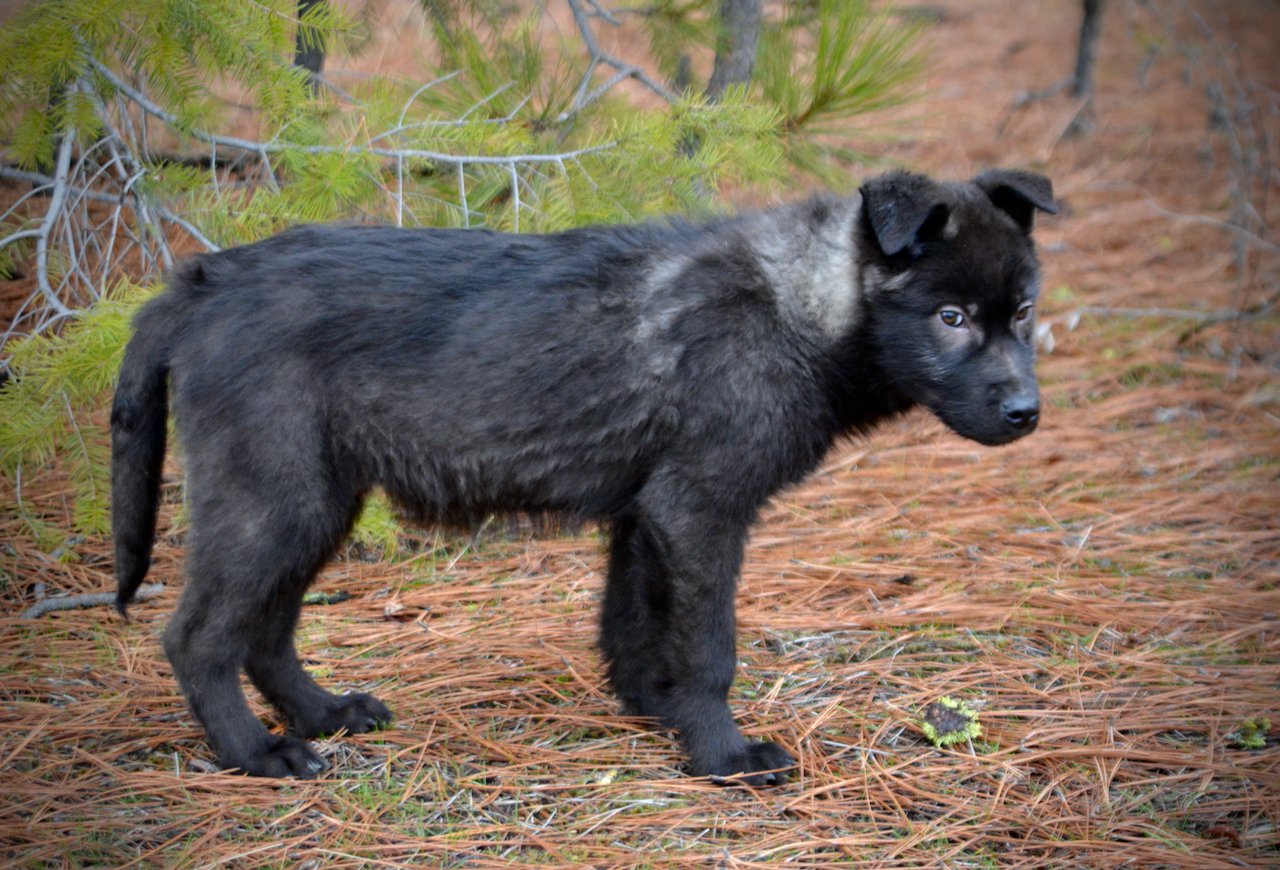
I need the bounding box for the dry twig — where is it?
[20,582,164,619]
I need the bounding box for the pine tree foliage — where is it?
[758,0,924,185]
[1,280,154,542]
[0,0,923,556]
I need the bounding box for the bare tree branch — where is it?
[0,165,221,252]
[560,0,679,122]
[34,122,78,320]
[90,58,615,168]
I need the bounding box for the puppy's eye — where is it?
[939,308,966,328]
[1015,302,1034,322]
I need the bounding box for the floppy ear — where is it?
[859,171,951,257]
[973,169,1058,232]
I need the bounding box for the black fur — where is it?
[111,169,1055,784]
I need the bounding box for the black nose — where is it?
[1002,396,1040,430]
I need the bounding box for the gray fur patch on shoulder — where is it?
[748,194,862,344]
[632,254,691,340]
[630,253,693,385]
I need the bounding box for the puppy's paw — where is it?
[228,734,329,778]
[294,692,393,738]
[699,741,796,787]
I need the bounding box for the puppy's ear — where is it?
[860,171,951,257]
[973,169,1058,232]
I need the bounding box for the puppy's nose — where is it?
[1001,396,1040,431]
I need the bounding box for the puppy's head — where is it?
[857,169,1058,446]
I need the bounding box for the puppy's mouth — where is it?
[929,398,1040,447]
[968,419,1038,446]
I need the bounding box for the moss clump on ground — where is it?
[1229,717,1271,750]
[919,696,982,747]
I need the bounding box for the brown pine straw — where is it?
[2,0,1279,866]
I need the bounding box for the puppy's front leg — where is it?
[637,486,795,786]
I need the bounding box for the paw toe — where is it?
[292,692,394,737]
[233,735,327,778]
[704,741,795,787]
[336,692,393,733]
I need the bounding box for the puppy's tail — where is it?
[110,287,182,617]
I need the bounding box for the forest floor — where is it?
[1,0,1278,866]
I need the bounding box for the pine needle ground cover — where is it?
[1,0,1277,865]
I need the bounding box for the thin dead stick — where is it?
[1074,304,1269,322]
[21,583,164,619]
[1146,197,1280,256]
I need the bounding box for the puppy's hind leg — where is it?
[240,481,393,742]
[167,480,381,777]
[243,565,393,740]
[164,530,327,778]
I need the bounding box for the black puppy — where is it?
[111,169,1056,783]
